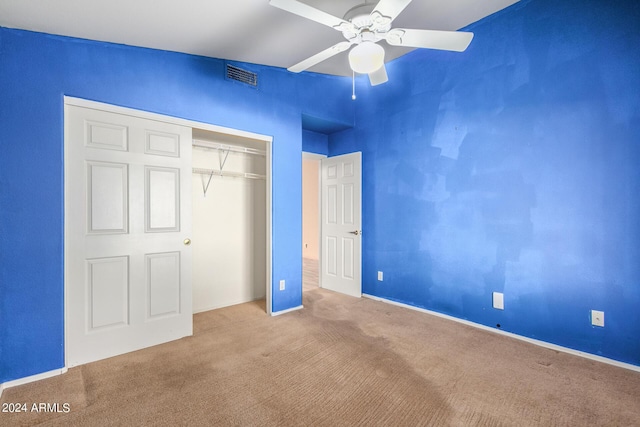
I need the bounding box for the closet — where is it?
[191,129,267,313]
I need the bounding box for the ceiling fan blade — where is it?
[371,0,413,24]
[385,29,474,52]
[368,64,388,86]
[269,0,351,31]
[288,42,353,73]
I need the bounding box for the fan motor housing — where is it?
[343,3,376,28]
[341,3,390,43]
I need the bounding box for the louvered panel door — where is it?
[321,152,362,298]
[65,105,192,367]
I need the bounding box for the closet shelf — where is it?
[192,167,265,181]
[192,139,266,157]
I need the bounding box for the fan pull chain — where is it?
[352,70,356,100]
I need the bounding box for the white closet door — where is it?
[321,152,362,298]
[65,105,192,367]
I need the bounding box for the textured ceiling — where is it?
[0,0,519,76]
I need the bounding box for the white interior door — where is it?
[321,152,362,298]
[65,104,192,367]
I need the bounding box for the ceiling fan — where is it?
[269,0,474,86]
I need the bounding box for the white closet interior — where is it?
[191,128,267,313]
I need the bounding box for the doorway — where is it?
[303,151,362,298]
[302,153,325,291]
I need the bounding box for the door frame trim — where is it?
[63,96,274,370]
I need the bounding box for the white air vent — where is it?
[226,64,258,87]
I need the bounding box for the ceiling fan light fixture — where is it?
[348,41,385,74]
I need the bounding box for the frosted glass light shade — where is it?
[348,42,385,74]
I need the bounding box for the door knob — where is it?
[183,238,191,246]
[348,230,360,236]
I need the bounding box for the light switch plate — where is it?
[377,271,383,281]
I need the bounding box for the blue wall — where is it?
[302,130,329,155]
[331,0,640,365]
[0,28,354,382]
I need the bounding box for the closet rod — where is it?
[192,139,266,157]
[192,167,266,181]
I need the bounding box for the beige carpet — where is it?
[303,257,319,292]
[2,276,640,426]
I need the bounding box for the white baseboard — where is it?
[193,296,267,314]
[271,305,304,317]
[362,293,640,373]
[0,367,68,398]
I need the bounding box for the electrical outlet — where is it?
[377,271,383,281]
[492,292,504,310]
[591,310,604,327]
[279,280,285,291]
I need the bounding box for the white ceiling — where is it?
[0,0,518,77]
